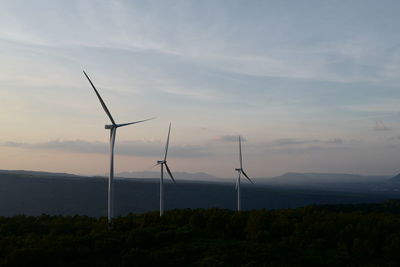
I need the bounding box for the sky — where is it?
[1,0,400,178]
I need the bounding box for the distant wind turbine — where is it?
[235,136,254,211]
[154,123,176,216]
[83,70,154,223]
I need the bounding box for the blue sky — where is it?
[1,0,400,177]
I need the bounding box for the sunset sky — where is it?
[1,0,400,178]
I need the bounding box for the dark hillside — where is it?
[0,172,389,217]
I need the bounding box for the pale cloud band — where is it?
[212,135,247,142]
[271,138,344,147]
[2,140,211,158]
[2,136,346,158]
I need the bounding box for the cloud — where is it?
[212,135,246,142]
[326,138,343,144]
[263,138,347,154]
[271,138,345,147]
[272,138,319,146]
[2,140,211,158]
[268,145,348,154]
[388,136,400,141]
[374,120,390,131]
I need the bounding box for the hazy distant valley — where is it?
[1,169,399,217]
[115,170,399,193]
[257,172,397,193]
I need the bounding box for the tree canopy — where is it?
[2,201,400,266]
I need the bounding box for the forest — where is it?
[2,200,400,266]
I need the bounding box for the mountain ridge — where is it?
[0,169,396,185]
[0,170,394,217]
[257,172,391,184]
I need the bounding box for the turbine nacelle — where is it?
[159,123,175,217]
[236,136,254,184]
[105,120,156,130]
[235,135,255,212]
[158,123,176,185]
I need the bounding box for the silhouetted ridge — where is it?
[277,172,310,181]
[0,169,78,177]
[0,170,389,217]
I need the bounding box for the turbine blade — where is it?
[165,163,176,183]
[164,123,171,161]
[116,117,156,127]
[241,170,254,184]
[83,71,116,125]
[149,163,161,170]
[239,136,243,169]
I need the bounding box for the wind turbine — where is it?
[83,70,154,223]
[154,123,176,216]
[235,135,254,211]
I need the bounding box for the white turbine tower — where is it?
[235,136,254,211]
[154,123,176,216]
[83,71,154,223]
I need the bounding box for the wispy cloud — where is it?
[272,138,319,146]
[271,138,344,147]
[265,145,348,154]
[326,138,344,144]
[2,140,212,158]
[264,137,347,153]
[212,135,246,142]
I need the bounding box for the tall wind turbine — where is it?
[83,71,154,223]
[154,123,176,216]
[235,136,254,211]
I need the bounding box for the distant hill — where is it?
[0,170,392,217]
[116,171,391,185]
[114,171,220,182]
[390,173,400,182]
[0,169,79,177]
[257,172,390,185]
